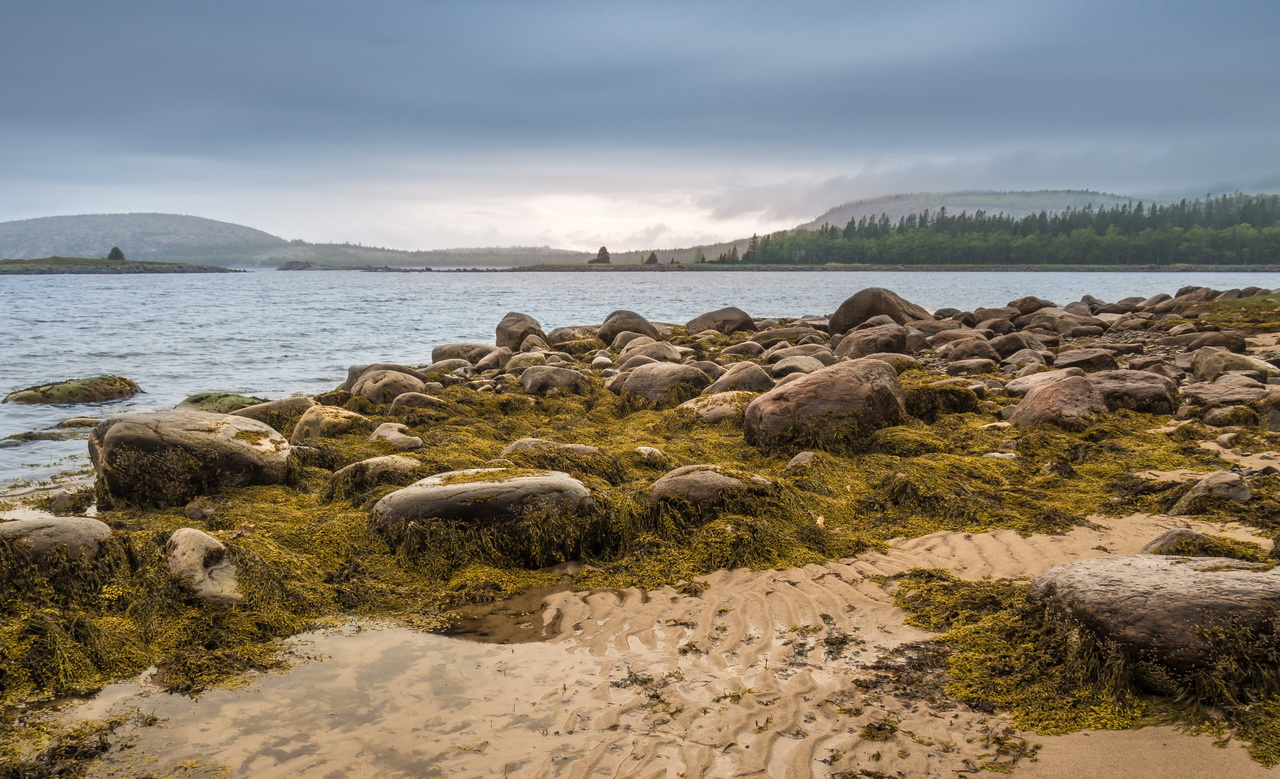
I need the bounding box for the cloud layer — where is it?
[3,0,1278,250]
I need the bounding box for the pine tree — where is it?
[644,252,659,265]
[107,247,126,260]
[589,246,611,264]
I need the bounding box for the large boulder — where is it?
[351,370,426,404]
[828,288,933,335]
[704,362,775,394]
[166,528,242,605]
[430,343,497,364]
[230,396,316,430]
[496,312,546,351]
[1169,471,1252,515]
[834,324,908,359]
[340,364,431,391]
[1191,347,1280,382]
[1003,368,1085,397]
[608,362,711,405]
[677,391,754,423]
[1008,376,1107,430]
[686,306,756,335]
[369,469,598,559]
[290,405,372,444]
[597,310,660,346]
[90,410,292,508]
[1053,348,1119,374]
[328,454,430,501]
[1088,370,1179,413]
[4,375,141,405]
[1029,555,1280,673]
[0,517,112,560]
[743,358,906,450]
[519,366,589,395]
[178,392,272,414]
[649,464,770,508]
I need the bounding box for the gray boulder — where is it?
[677,391,754,423]
[704,362,775,394]
[519,366,589,395]
[4,375,141,405]
[351,370,426,404]
[1009,376,1106,430]
[91,410,292,507]
[430,343,497,364]
[0,517,112,560]
[369,422,424,451]
[608,362,711,405]
[834,323,908,359]
[290,405,372,444]
[1054,348,1119,374]
[1169,471,1252,515]
[743,358,906,450]
[650,464,769,508]
[496,312,546,351]
[828,288,933,334]
[328,454,430,501]
[686,306,756,335]
[1029,555,1280,672]
[598,310,660,345]
[1088,370,1179,413]
[166,528,242,605]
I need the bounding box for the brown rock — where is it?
[743,358,906,450]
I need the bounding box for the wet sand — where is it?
[71,512,1273,778]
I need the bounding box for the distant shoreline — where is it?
[449,263,1280,273]
[0,257,240,275]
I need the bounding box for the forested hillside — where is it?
[717,193,1280,267]
[796,190,1138,232]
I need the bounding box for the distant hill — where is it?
[0,213,590,268]
[796,190,1140,231]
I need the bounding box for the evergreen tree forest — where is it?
[726,194,1280,267]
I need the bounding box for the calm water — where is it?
[3,269,1278,487]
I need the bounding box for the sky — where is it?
[3,0,1279,252]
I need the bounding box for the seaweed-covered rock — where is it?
[230,396,316,431]
[500,438,601,457]
[677,391,754,423]
[328,454,430,501]
[1088,370,1179,413]
[1009,376,1106,430]
[1169,471,1252,515]
[430,343,497,364]
[829,288,933,335]
[598,310,660,346]
[370,469,597,539]
[743,358,906,450]
[368,422,424,451]
[0,517,112,560]
[495,312,546,351]
[5,375,141,405]
[178,392,272,414]
[340,364,431,391]
[1028,554,1280,672]
[650,464,769,508]
[289,405,372,444]
[1181,383,1270,406]
[90,410,292,508]
[388,392,445,415]
[686,306,756,335]
[351,370,426,404]
[607,362,711,406]
[166,528,242,605]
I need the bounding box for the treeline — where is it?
[712,193,1280,266]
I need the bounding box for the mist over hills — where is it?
[0,190,1206,267]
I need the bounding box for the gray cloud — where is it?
[2,0,1278,249]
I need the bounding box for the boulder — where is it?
[1009,376,1106,430]
[0,517,112,560]
[340,364,431,391]
[1088,370,1179,414]
[500,438,602,457]
[430,343,497,364]
[90,410,292,507]
[677,391,754,423]
[619,341,683,363]
[495,312,546,351]
[650,464,769,508]
[1169,471,1252,515]
[765,345,837,366]
[4,375,141,405]
[608,362,712,405]
[351,370,426,404]
[722,341,766,358]
[770,355,826,378]
[943,338,1001,363]
[475,346,515,372]
[598,310,660,345]
[1028,554,1280,672]
[328,455,430,501]
[369,422,424,451]
[988,332,1046,359]
[230,396,316,430]
[166,528,242,605]
[743,358,906,450]
[828,288,934,334]
[1003,368,1085,397]
[370,469,598,542]
[704,362,775,394]
[388,392,446,414]
[751,326,824,348]
[1053,348,1119,374]
[686,306,756,335]
[290,405,372,444]
[507,352,548,370]
[519,366,589,395]
[1007,295,1057,315]
[1181,383,1269,406]
[834,324,908,359]
[1191,347,1280,382]
[178,392,270,414]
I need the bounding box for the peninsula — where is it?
[0,256,238,275]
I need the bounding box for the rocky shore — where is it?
[4,283,1280,776]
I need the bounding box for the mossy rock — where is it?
[5,376,141,405]
[178,392,270,414]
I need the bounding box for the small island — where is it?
[0,256,239,275]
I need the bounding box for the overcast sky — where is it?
[3,0,1278,251]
